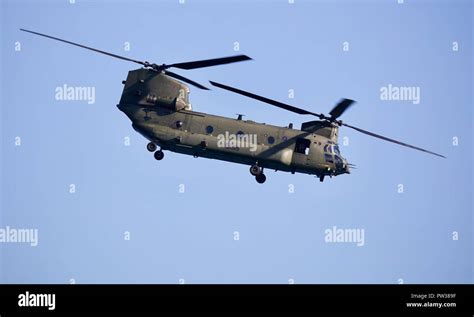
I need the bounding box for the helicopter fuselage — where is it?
[117,69,349,182]
[119,103,350,177]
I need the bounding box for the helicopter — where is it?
[20,29,445,184]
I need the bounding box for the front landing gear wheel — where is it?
[147,142,157,152]
[250,164,262,176]
[154,150,164,160]
[255,173,266,184]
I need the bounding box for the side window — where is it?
[295,138,311,155]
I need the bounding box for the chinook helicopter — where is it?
[20,29,445,184]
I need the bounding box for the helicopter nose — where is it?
[344,159,356,174]
[341,158,350,174]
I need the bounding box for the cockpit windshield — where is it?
[333,145,340,155]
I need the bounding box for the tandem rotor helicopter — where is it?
[20,29,445,184]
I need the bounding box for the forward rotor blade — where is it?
[169,55,252,70]
[329,98,355,119]
[20,28,147,66]
[210,81,324,117]
[341,122,446,158]
[165,70,209,90]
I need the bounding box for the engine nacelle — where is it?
[119,68,191,111]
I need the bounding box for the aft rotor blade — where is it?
[165,70,209,90]
[20,28,147,66]
[209,81,324,117]
[341,122,446,158]
[329,98,355,119]
[169,55,252,70]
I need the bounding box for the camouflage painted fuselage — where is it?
[118,69,349,178]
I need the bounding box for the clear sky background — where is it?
[1,0,472,284]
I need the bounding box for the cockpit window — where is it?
[333,145,340,155]
[324,144,335,154]
[324,154,334,163]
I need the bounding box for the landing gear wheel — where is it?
[319,175,325,182]
[154,150,164,160]
[147,142,157,152]
[255,173,266,184]
[250,164,262,176]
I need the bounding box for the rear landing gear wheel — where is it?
[250,164,262,176]
[154,150,164,160]
[319,175,325,182]
[255,173,266,184]
[147,142,157,152]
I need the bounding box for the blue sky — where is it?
[1,0,472,283]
